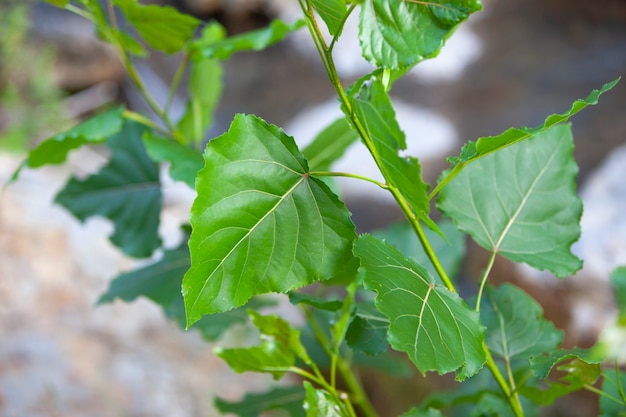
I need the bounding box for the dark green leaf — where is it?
[302,117,359,172]
[183,114,357,324]
[142,132,204,188]
[358,0,481,69]
[215,385,306,417]
[354,235,485,380]
[289,292,344,312]
[189,19,305,61]
[530,347,601,379]
[345,312,388,356]
[438,124,583,278]
[177,57,223,145]
[611,267,626,325]
[351,78,430,220]
[449,79,619,165]
[303,381,345,417]
[470,393,516,417]
[55,121,161,258]
[600,368,626,417]
[400,408,444,417]
[26,106,124,168]
[481,284,562,363]
[372,220,466,283]
[215,311,310,379]
[113,0,199,54]
[312,0,347,36]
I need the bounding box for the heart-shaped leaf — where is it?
[183,114,356,325]
[354,234,485,380]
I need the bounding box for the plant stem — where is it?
[583,383,625,405]
[410,214,456,292]
[475,249,498,312]
[165,54,190,116]
[483,345,525,417]
[311,171,389,190]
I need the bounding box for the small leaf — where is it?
[438,124,583,278]
[351,78,430,219]
[354,234,485,380]
[481,284,563,364]
[600,368,626,417]
[142,132,204,188]
[302,117,359,172]
[289,292,344,312]
[372,220,466,284]
[215,386,306,417]
[311,0,347,36]
[189,19,305,61]
[55,121,161,258]
[358,0,482,69]
[303,381,345,417]
[215,311,310,379]
[183,114,356,325]
[177,57,223,144]
[345,302,389,356]
[26,106,125,168]
[449,79,620,165]
[113,0,199,54]
[530,347,601,379]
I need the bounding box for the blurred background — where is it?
[0,0,625,416]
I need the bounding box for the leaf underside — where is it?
[183,114,356,325]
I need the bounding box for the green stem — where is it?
[483,345,525,417]
[616,361,626,404]
[410,213,455,292]
[165,53,190,115]
[310,171,389,190]
[428,162,465,201]
[65,3,93,21]
[475,250,497,312]
[123,109,170,136]
[336,358,379,417]
[584,383,625,405]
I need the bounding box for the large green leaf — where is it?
[215,311,310,380]
[358,0,482,69]
[142,132,204,188]
[438,124,582,278]
[449,79,619,165]
[55,121,161,258]
[113,0,199,54]
[26,106,124,168]
[215,386,306,417]
[372,220,466,284]
[311,0,347,37]
[189,19,304,61]
[183,114,357,324]
[481,284,563,363]
[302,117,359,172]
[303,382,345,417]
[354,235,485,380]
[351,78,430,220]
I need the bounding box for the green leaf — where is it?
[113,0,199,54]
[142,132,204,188]
[302,117,359,172]
[215,311,310,379]
[289,292,344,312]
[358,0,482,69]
[112,28,148,57]
[481,284,562,364]
[303,381,345,417]
[600,368,626,417]
[438,124,583,278]
[189,19,305,61]
[449,79,619,165]
[25,106,125,168]
[611,267,626,325]
[215,386,306,417]
[345,302,388,356]
[400,408,445,417]
[183,114,357,324]
[354,234,485,380]
[372,220,466,284]
[55,121,161,258]
[530,347,601,379]
[351,78,430,219]
[177,57,223,145]
[311,0,347,36]
[470,393,516,417]
[43,0,69,6]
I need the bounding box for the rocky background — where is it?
[1,0,625,416]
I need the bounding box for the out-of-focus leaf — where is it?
[611,267,626,325]
[114,0,199,53]
[346,302,388,356]
[438,124,582,278]
[189,19,304,61]
[288,292,344,312]
[183,114,356,325]
[142,132,204,188]
[358,0,481,69]
[311,0,347,36]
[354,235,485,380]
[303,381,344,417]
[215,386,306,417]
[530,347,600,379]
[600,368,626,417]
[302,117,358,172]
[400,408,444,417]
[55,120,161,258]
